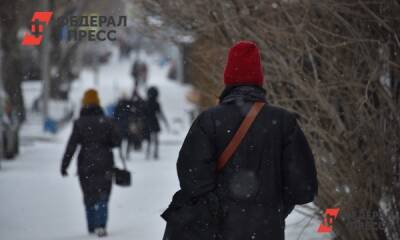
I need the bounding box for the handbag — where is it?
[163,102,265,239]
[114,149,131,187]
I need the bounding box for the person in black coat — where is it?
[114,94,135,159]
[162,41,318,240]
[114,94,134,140]
[129,90,148,151]
[61,89,121,237]
[145,86,169,159]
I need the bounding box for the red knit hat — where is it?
[224,41,264,86]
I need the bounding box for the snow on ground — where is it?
[0,48,328,240]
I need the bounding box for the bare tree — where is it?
[135,0,400,239]
[48,0,87,100]
[0,0,26,122]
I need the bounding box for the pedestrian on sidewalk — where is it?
[60,89,121,237]
[129,89,148,152]
[114,93,135,159]
[162,41,318,240]
[131,60,148,88]
[144,86,169,160]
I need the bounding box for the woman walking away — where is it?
[162,41,317,240]
[145,86,169,160]
[60,89,121,237]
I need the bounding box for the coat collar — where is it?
[219,85,266,104]
[80,105,104,117]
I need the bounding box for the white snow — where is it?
[0,47,326,240]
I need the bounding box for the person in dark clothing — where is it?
[114,94,135,159]
[145,86,169,159]
[114,90,148,159]
[131,60,148,88]
[162,41,318,240]
[129,90,148,151]
[61,89,121,237]
[114,94,134,139]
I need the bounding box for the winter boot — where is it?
[95,228,107,237]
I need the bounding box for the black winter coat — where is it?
[145,99,163,133]
[114,99,135,138]
[61,106,121,177]
[162,86,318,240]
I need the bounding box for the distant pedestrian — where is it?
[113,91,148,159]
[129,90,148,151]
[167,60,177,80]
[114,94,135,159]
[60,89,121,237]
[162,41,318,240]
[131,60,148,88]
[145,86,169,159]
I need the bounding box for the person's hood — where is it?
[219,85,266,104]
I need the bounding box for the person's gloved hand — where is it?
[61,168,68,177]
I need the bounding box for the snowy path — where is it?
[0,131,183,240]
[0,51,326,240]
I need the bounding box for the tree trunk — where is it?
[0,0,25,122]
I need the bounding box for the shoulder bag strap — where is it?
[216,102,265,171]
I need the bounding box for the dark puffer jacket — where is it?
[162,85,318,240]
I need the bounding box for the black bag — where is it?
[163,192,220,240]
[114,149,131,187]
[114,168,131,186]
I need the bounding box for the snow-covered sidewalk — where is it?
[0,51,326,240]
